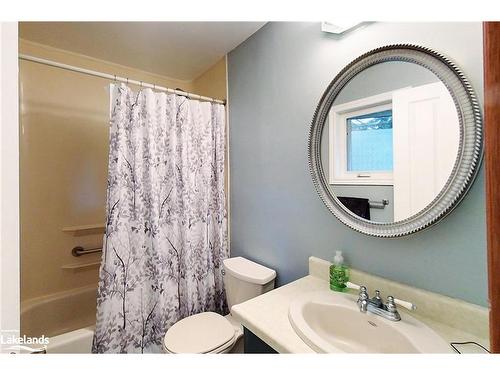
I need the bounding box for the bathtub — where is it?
[21,285,97,353]
[45,326,95,353]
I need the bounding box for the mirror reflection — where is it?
[320,61,460,222]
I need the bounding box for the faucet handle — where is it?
[346,281,360,290]
[385,296,402,321]
[358,285,368,297]
[387,296,417,311]
[386,296,398,313]
[357,286,369,302]
[357,286,369,313]
[393,297,417,311]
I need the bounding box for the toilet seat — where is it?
[163,312,238,354]
[164,333,237,354]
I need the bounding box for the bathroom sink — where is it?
[288,290,452,353]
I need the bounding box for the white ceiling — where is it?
[19,22,266,81]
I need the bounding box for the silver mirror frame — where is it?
[308,44,483,237]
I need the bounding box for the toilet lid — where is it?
[164,312,235,354]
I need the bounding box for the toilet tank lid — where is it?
[223,257,276,285]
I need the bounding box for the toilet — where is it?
[163,257,276,354]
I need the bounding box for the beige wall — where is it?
[19,39,227,309]
[192,57,227,100]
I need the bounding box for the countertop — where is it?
[231,269,489,354]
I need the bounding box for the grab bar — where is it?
[5,345,47,354]
[29,346,47,354]
[71,246,102,257]
[368,199,389,209]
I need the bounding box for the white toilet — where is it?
[163,257,276,354]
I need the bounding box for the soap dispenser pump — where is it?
[330,250,350,292]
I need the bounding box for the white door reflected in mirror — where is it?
[392,81,459,221]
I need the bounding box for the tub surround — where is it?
[230,257,489,354]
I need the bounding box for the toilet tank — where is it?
[223,257,276,309]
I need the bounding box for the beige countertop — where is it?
[232,275,328,353]
[230,257,490,354]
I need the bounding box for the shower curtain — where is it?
[92,84,228,353]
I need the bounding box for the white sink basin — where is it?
[289,290,453,353]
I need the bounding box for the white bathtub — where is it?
[45,326,95,353]
[21,285,97,353]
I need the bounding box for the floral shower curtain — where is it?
[92,84,228,353]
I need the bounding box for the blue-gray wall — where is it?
[228,22,487,306]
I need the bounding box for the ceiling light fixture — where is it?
[321,21,364,35]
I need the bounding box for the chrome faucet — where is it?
[356,285,416,322]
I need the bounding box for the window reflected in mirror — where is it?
[346,109,393,172]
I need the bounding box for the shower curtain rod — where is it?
[18,54,226,105]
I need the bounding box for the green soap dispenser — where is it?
[330,250,349,292]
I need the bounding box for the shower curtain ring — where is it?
[126,77,129,85]
[113,74,117,82]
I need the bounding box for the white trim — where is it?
[0,22,20,349]
[328,91,395,186]
[225,54,230,254]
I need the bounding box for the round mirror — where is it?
[309,45,483,237]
